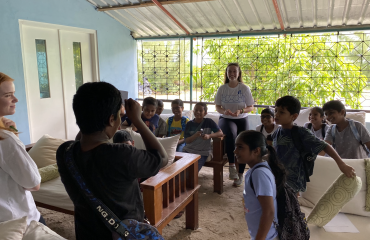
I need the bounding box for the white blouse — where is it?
[0,130,41,225]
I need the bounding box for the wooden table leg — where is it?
[213,164,223,194]
[185,190,199,230]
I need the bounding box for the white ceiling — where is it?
[86,0,370,39]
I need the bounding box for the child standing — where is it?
[323,100,370,159]
[167,99,189,152]
[182,103,223,171]
[303,107,328,140]
[154,99,167,138]
[255,108,279,145]
[123,97,159,134]
[235,131,284,240]
[272,96,355,193]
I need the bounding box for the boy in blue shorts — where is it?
[182,102,223,171]
[272,96,355,193]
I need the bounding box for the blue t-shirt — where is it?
[243,162,278,240]
[272,126,327,192]
[182,118,220,156]
[126,114,160,133]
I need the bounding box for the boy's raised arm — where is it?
[324,144,356,178]
[125,99,168,168]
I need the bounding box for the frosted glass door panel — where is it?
[59,30,93,139]
[22,25,67,142]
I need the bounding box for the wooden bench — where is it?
[141,152,200,234]
[26,144,200,234]
[203,136,227,194]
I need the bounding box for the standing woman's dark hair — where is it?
[224,63,243,84]
[237,131,286,194]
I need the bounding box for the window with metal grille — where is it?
[138,32,370,111]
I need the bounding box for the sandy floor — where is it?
[38,166,250,240]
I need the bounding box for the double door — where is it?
[21,21,98,142]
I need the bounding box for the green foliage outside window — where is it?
[138,32,370,109]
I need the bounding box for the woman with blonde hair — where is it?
[0,72,44,225]
[215,63,254,187]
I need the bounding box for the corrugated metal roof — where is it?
[86,0,370,39]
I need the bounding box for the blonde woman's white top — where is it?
[0,130,41,225]
[215,83,254,119]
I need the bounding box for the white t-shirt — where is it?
[215,83,254,119]
[256,124,280,138]
[0,130,41,225]
[303,122,329,140]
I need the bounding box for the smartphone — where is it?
[200,128,205,136]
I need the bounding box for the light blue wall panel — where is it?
[0,0,137,144]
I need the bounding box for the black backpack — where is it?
[307,123,327,138]
[250,165,310,240]
[291,126,316,182]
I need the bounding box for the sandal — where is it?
[174,210,184,219]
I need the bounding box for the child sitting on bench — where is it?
[182,102,223,171]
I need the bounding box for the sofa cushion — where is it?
[300,156,370,217]
[38,164,60,183]
[205,112,221,125]
[28,134,67,168]
[307,174,362,227]
[294,108,312,126]
[129,129,180,166]
[346,111,366,126]
[0,216,27,240]
[23,220,66,240]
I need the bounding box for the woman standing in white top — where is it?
[0,72,43,225]
[215,63,254,187]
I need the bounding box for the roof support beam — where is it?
[358,0,370,24]
[151,0,190,34]
[342,0,352,25]
[312,0,317,27]
[218,0,240,31]
[272,0,285,30]
[328,0,334,26]
[97,0,214,11]
[248,0,264,30]
[233,0,252,31]
[295,0,303,27]
[263,0,277,29]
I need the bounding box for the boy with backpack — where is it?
[323,100,370,159]
[272,96,355,193]
[167,99,189,152]
[255,108,279,145]
[303,107,328,140]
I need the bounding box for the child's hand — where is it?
[339,162,356,178]
[193,131,202,137]
[125,99,141,123]
[202,134,211,140]
[132,124,138,132]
